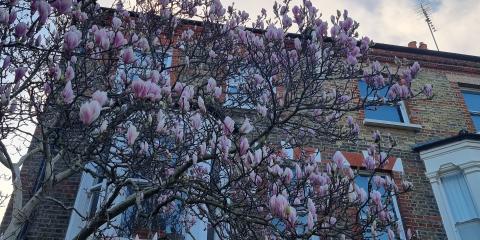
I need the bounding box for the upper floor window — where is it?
[461,90,480,131]
[224,68,256,109]
[441,172,480,239]
[359,80,410,124]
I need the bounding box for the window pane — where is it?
[359,80,389,98]
[441,173,478,223]
[458,220,480,240]
[88,188,101,218]
[472,115,480,131]
[356,175,400,240]
[463,91,480,112]
[365,105,404,123]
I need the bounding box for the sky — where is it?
[216,0,480,55]
[1,0,479,219]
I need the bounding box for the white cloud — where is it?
[219,0,480,55]
[96,0,480,55]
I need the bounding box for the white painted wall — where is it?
[419,139,480,240]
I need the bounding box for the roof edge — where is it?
[413,132,480,152]
[100,7,480,63]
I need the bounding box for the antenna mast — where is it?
[417,1,440,51]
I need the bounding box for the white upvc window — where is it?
[359,80,410,124]
[65,163,107,240]
[439,171,480,239]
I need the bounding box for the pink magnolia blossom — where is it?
[52,0,72,14]
[387,228,395,240]
[79,100,101,125]
[92,90,108,106]
[37,0,51,25]
[239,118,253,134]
[8,10,16,25]
[94,28,110,50]
[219,135,231,154]
[64,27,82,51]
[253,74,264,85]
[239,136,249,155]
[150,70,160,83]
[332,151,346,169]
[131,80,161,100]
[206,77,216,92]
[223,116,235,135]
[423,84,433,97]
[208,50,217,58]
[15,22,28,38]
[286,206,297,226]
[249,171,262,185]
[198,96,206,114]
[140,141,148,154]
[111,17,122,30]
[179,96,190,112]
[295,163,303,179]
[370,190,382,207]
[127,125,139,145]
[62,81,74,104]
[99,120,108,133]
[256,104,267,117]
[283,167,293,184]
[122,47,135,64]
[199,141,207,156]
[294,38,302,51]
[253,149,262,165]
[43,82,51,94]
[156,110,167,133]
[269,195,289,218]
[2,56,11,69]
[14,67,26,82]
[64,65,74,82]
[113,31,127,48]
[49,64,61,80]
[213,86,222,99]
[136,37,150,52]
[190,113,202,130]
[363,155,375,170]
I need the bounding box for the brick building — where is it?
[2,20,480,240]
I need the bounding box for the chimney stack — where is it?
[419,42,428,49]
[408,41,417,48]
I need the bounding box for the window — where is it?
[118,178,185,239]
[356,175,406,240]
[359,80,409,124]
[461,91,480,131]
[441,172,480,239]
[224,68,256,109]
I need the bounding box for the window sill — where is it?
[363,119,422,131]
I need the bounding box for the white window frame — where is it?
[431,167,480,240]
[65,163,107,240]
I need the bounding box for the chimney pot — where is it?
[419,42,428,49]
[408,41,417,48]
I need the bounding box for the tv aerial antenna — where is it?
[416,0,440,51]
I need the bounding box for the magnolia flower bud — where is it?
[127,125,139,145]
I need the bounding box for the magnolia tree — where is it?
[0,0,433,239]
